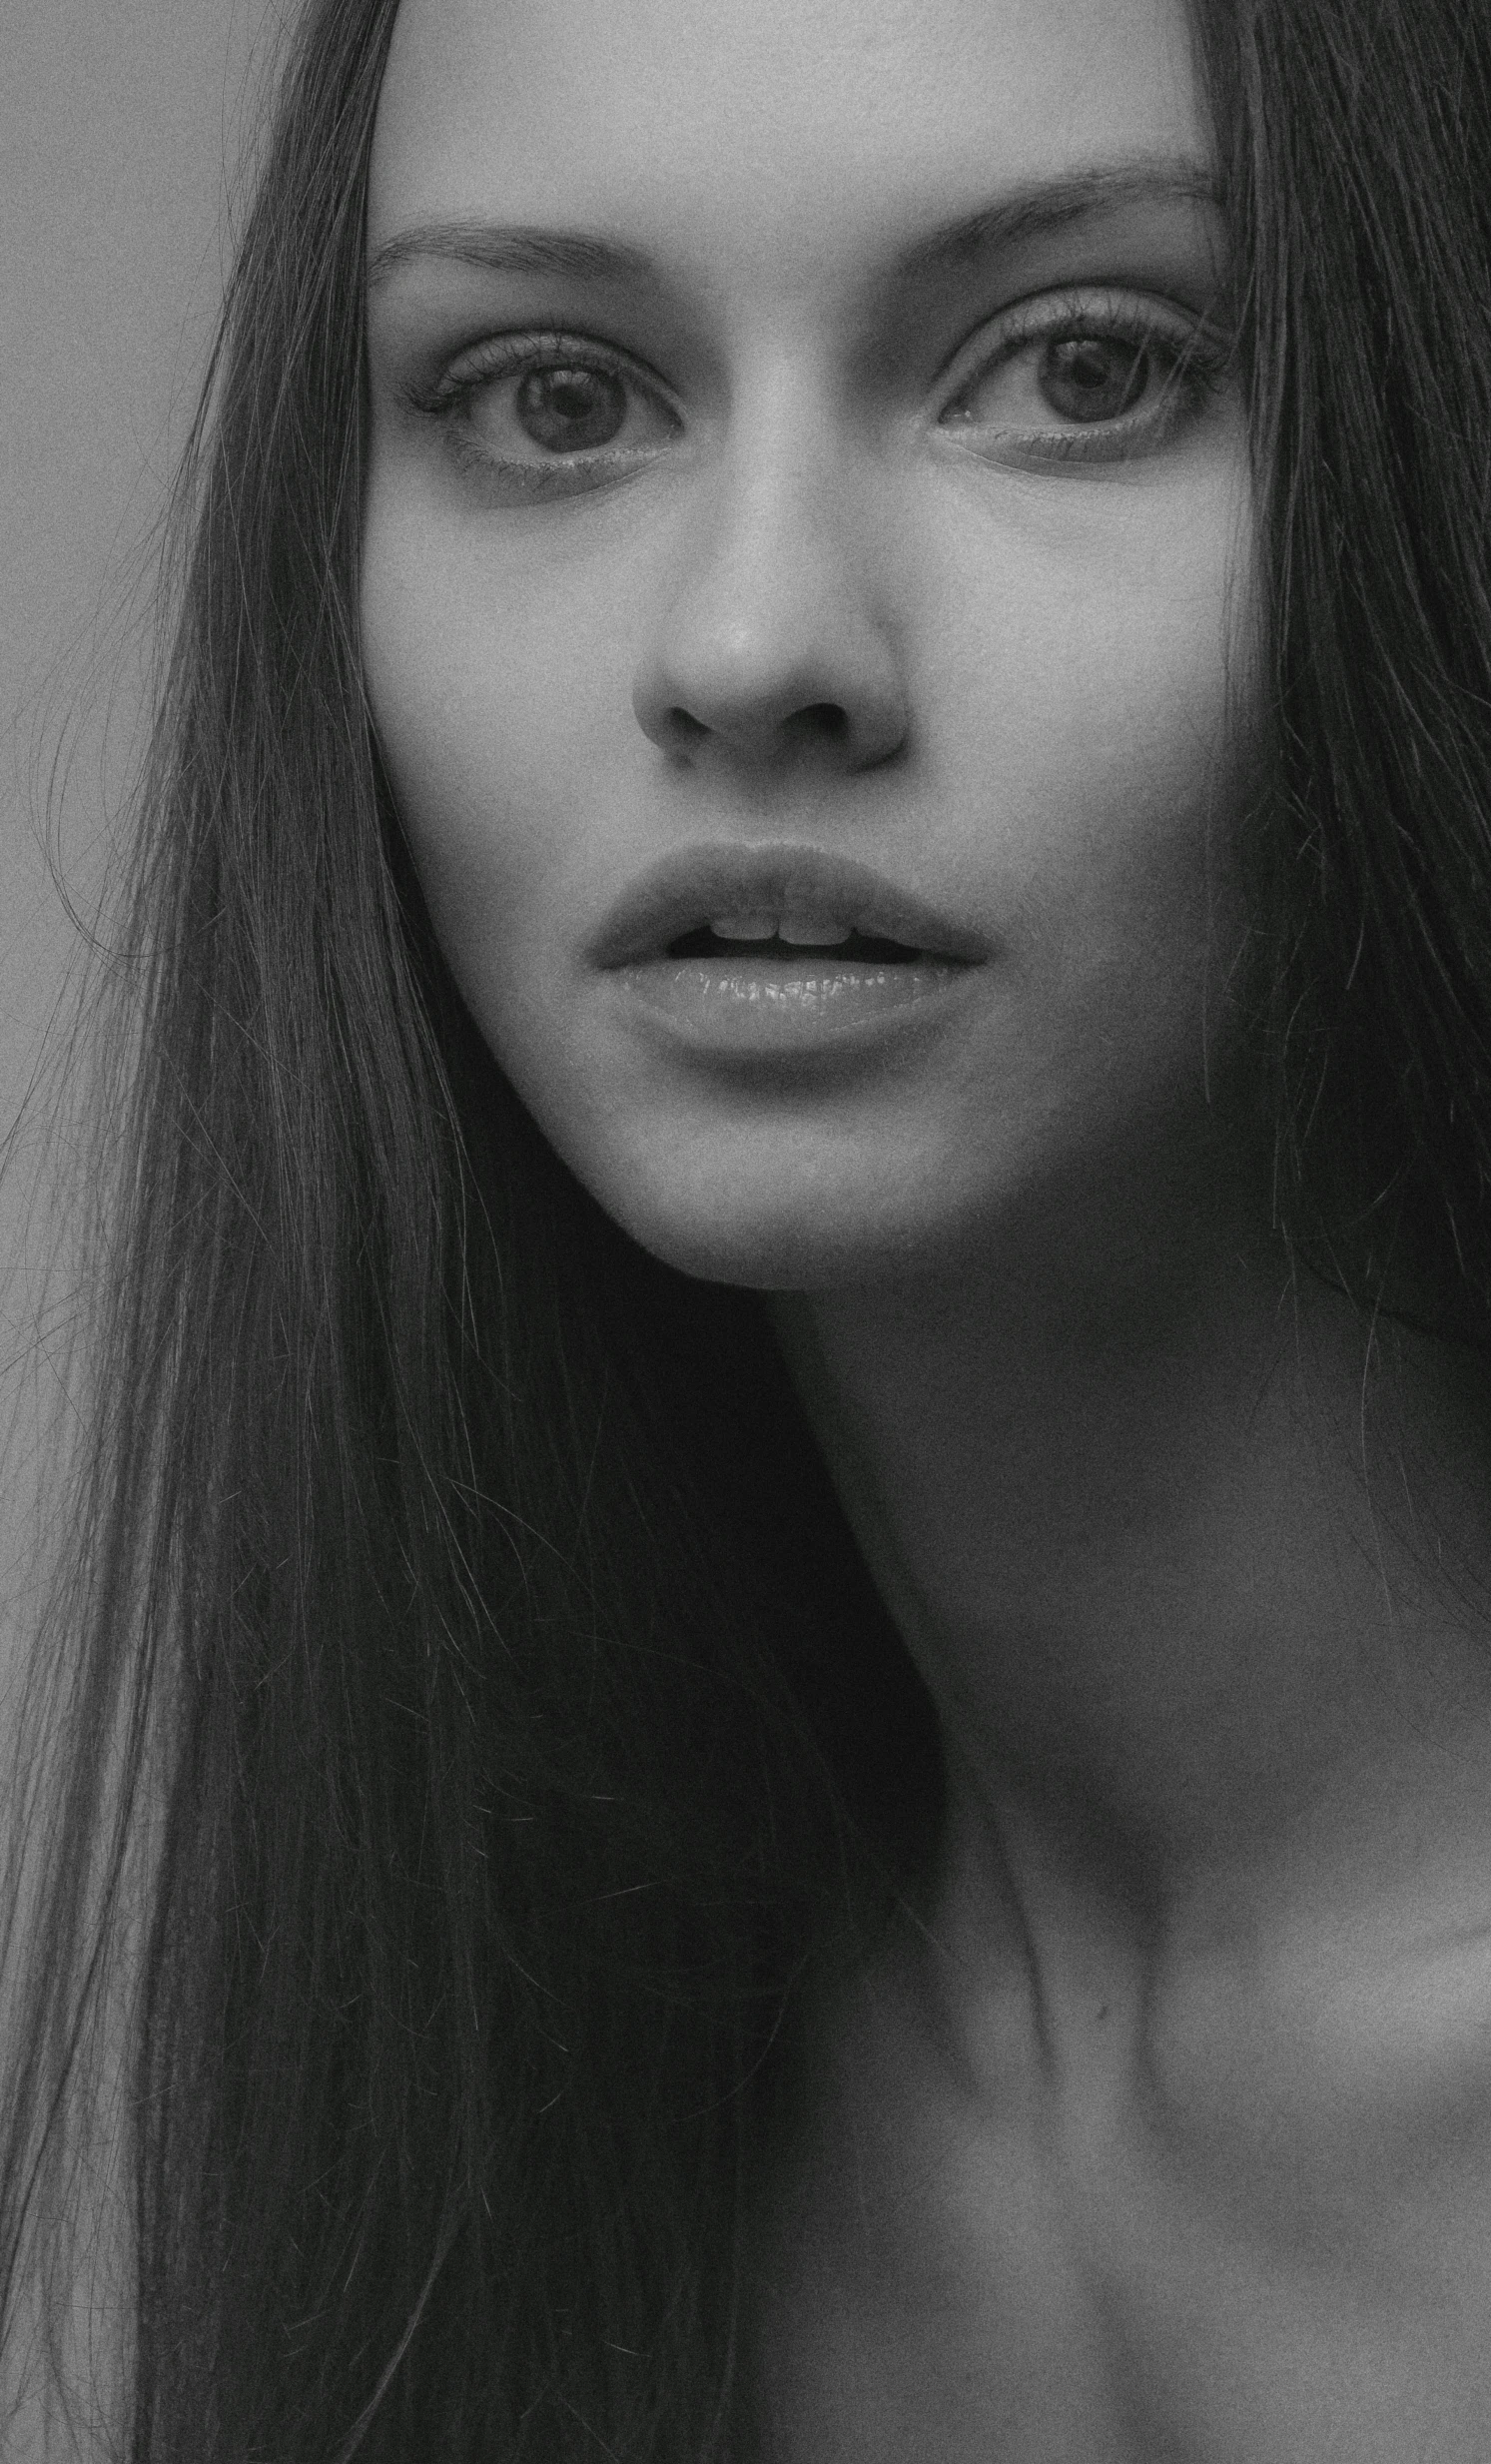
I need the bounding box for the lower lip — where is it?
[609,953,979,1052]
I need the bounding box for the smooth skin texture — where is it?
[362,0,1491,2454]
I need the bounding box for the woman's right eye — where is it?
[427,336,681,493]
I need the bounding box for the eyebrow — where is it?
[891,159,1221,281]
[366,158,1221,296]
[368,223,653,291]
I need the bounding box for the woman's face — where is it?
[362,0,1256,1291]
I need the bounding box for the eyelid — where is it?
[926,283,1231,471]
[934,283,1214,410]
[408,291,1226,496]
[423,326,681,425]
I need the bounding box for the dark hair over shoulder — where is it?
[0,0,1487,2457]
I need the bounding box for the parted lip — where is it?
[588,842,993,967]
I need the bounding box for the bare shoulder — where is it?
[745,1920,1491,2463]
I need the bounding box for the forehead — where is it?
[368,0,1207,275]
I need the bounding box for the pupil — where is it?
[1040,337,1150,423]
[516,366,627,452]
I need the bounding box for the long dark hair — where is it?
[0,0,1487,2456]
[1213,0,1491,1317]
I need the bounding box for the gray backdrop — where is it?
[0,0,280,1708]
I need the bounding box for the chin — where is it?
[592,1163,957,1294]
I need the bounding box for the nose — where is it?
[631,414,909,775]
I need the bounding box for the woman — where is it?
[2,0,1490,2453]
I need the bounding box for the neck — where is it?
[766,1167,1491,2013]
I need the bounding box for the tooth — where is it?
[709,913,777,940]
[777,915,853,945]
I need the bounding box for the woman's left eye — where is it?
[939,297,1222,461]
[426,337,679,492]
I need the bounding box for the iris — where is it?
[515,364,629,450]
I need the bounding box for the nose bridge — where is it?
[631,354,908,770]
[705,351,849,575]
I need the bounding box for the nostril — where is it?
[786,702,849,744]
[646,696,874,762]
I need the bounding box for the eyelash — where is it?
[941,289,1228,463]
[416,291,1227,493]
[421,331,673,494]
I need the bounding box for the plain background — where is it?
[0,0,283,1667]
[1,12,287,2442]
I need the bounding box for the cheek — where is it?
[360,485,631,947]
[916,475,1260,1159]
[931,478,1255,957]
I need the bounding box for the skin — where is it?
[362,0,1491,2454]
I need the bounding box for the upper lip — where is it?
[589,842,993,967]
